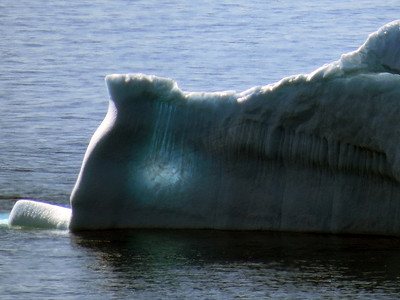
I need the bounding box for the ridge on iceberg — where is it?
[310,20,400,79]
[9,20,400,235]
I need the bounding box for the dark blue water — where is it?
[1,0,400,298]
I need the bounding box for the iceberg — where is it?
[9,20,400,235]
[68,20,400,234]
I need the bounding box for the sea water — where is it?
[1,0,400,298]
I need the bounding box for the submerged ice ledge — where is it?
[8,20,400,235]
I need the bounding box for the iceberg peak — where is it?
[309,20,400,80]
[343,20,400,72]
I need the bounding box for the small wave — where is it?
[0,213,10,227]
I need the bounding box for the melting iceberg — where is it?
[9,20,400,235]
[68,20,400,234]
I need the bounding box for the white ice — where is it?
[8,200,71,230]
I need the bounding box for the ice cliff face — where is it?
[69,20,400,235]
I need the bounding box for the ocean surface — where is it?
[1,0,400,298]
